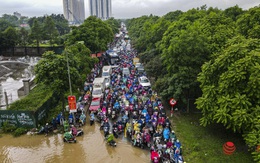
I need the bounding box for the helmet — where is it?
[176,139,179,143]
[109,131,112,134]
[172,130,175,133]
[46,123,48,125]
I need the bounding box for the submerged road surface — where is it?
[0,116,150,163]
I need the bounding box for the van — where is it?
[102,66,112,78]
[93,77,106,92]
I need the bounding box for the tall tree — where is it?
[196,36,260,161]
[30,19,43,50]
[236,6,260,39]
[66,16,113,53]
[19,27,29,46]
[2,26,18,48]
[43,16,59,46]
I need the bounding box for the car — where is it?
[138,76,151,89]
[135,62,143,69]
[89,98,101,113]
[137,66,145,74]
[92,88,103,99]
[122,67,130,77]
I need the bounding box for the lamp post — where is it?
[66,50,75,125]
[66,50,72,95]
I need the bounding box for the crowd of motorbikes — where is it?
[36,24,186,162]
[78,28,185,162]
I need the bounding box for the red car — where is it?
[89,97,101,113]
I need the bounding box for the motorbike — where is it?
[126,126,132,139]
[90,116,95,126]
[154,136,161,146]
[103,126,109,137]
[74,128,84,137]
[143,133,152,148]
[111,109,117,120]
[117,124,124,134]
[63,132,76,143]
[107,139,117,147]
[107,107,112,117]
[113,126,119,138]
[151,150,160,163]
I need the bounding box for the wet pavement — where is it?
[0,115,150,163]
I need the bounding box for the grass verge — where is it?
[171,113,254,163]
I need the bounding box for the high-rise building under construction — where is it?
[63,0,85,24]
[89,0,112,20]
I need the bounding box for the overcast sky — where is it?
[0,0,259,19]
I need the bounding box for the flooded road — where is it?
[0,117,150,163]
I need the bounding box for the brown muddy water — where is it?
[0,119,150,163]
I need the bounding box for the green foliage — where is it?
[66,16,113,53]
[29,19,43,47]
[13,128,28,137]
[42,16,59,46]
[104,18,121,34]
[196,36,260,160]
[2,26,18,47]
[18,27,29,46]
[8,83,53,111]
[236,6,260,39]
[1,121,17,132]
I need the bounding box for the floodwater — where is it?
[0,117,150,163]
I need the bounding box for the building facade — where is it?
[89,0,112,20]
[63,0,85,24]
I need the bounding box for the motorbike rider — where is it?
[44,123,49,136]
[133,131,142,146]
[166,139,173,149]
[106,131,115,144]
[112,122,118,129]
[163,127,170,142]
[170,130,176,141]
[80,112,87,124]
[68,113,74,125]
[71,125,77,137]
[64,131,74,141]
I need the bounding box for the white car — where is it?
[92,88,103,99]
[138,76,151,89]
[122,68,130,77]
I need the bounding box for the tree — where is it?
[196,36,260,161]
[43,16,59,46]
[66,16,113,53]
[30,19,43,50]
[223,5,244,21]
[18,27,29,46]
[236,6,260,39]
[104,18,120,34]
[2,26,18,48]
[0,18,14,31]
[159,20,210,104]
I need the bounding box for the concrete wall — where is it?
[17,77,36,97]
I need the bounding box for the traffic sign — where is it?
[169,98,177,106]
[68,95,77,112]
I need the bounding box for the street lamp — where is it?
[66,50,72,95]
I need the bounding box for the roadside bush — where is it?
[13,128,28,137]
[8,83,53,111]
[1,121,17,132]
